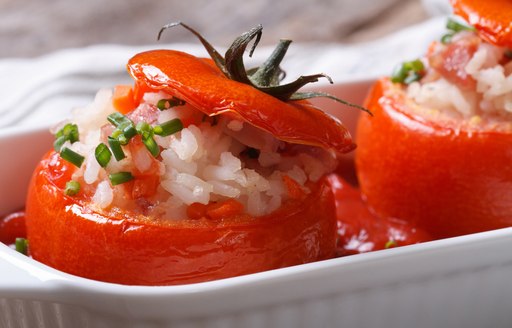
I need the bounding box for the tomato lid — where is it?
[127,23,367,154]
[451,0,512,47]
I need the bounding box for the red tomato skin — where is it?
[25,152,337,285]
[127,50,355,154]
[355,78,512,239]
[451,0,512,48]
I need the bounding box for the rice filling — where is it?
[63,90,337,219]
[403,31,512,131]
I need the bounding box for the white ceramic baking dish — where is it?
[1,79,512,328]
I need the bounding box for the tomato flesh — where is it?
[428,36,479,89]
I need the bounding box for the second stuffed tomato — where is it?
[356,8,512,239]
[357,79,512,239]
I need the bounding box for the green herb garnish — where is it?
[107,136,126,161]
[65,180,81,196]
[60,147,85,168]
[157,97,186,110]
[108,112,137,145]
[95,143,112,167]
[136,121,161,157]
[136,121,153,138]
[391,59,425,84]
[142,134,160,157]
[441,17,476,44]
[446,18,475,33]
[153,118,184,137]
[109,172,134,185]
[53,123,79,151]
[107,112,132,127]
[120,122,137,140]
[385,240,398,249]
[441,34,454,44]
[15,238,28,255]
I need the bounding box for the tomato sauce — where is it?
[0,211,27,246]
[328,174,433,256]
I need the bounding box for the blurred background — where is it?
[0,0,434,58]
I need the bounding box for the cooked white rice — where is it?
[405,33,512,131]
[62,89,338,219]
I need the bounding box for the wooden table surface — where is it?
[0,0,428,58]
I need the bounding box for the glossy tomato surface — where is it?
[25,151,337,285]
[328,174,432,255]
[128,50,355,154]
[356,78,512,239]
[0,211,26,245]
[451,0,512,48]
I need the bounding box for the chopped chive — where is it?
[135,122,160,157]
[15,238,28,255]
[441,33,454,44]
[406,59,424,72]
[391,59,425,84]
[446,18,475,33]
[108,113,136,143]
[65,180,81,196]
[95,143,112,167]
[156,97,186,110]
[109,172,134,185]
[53,123,79,151]
[53,135,68,152]
[136,121,153,138]
[60,147,85,168]
[107,112,131,127]
[111,129,123,139]
[120,122,137,140]
[404,71,423,84]
[385,240,397,249]
[441,18,475,44]
[153,118,184,137]
[108,136,126,161]
[142,135,160,157]
[391,65,408,83]
[117,133,129,145]
[157,99,169,110]
[55,123,79,142]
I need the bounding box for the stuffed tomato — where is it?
[25,24,357,285]
[356,3,512,239]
